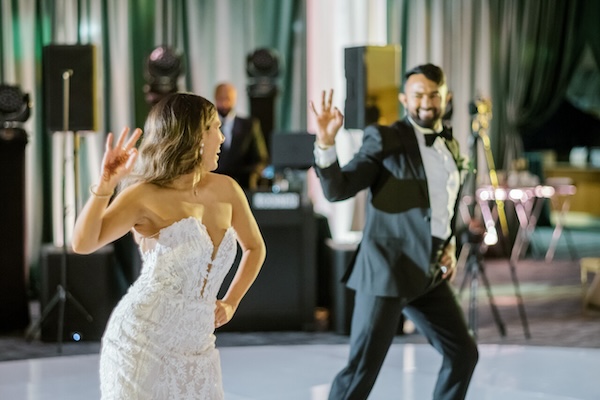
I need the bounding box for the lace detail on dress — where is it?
[99,217,237,399]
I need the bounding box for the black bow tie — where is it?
[424,129,452,147]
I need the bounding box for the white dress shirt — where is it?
[407,117,459,240]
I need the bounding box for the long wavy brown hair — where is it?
[120,92,216,190]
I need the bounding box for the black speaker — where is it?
[0,128,30,332]
[325,239,405,336]
[43,44,96,131]
[217,203,317,331]
[248,95,276,154]
[39,245,127,342]
[325,239,357,335]
[270,132,315,170]
[344,45,401,129]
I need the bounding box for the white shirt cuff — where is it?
[314,144,337,168]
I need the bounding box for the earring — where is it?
[200,143,204,156]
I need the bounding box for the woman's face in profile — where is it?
[201,113,225,171]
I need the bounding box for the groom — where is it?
[311,63,478,399]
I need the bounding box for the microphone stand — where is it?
[25,70,93,352]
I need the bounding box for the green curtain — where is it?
[249,0,305,131]
[1,0,306,286]
[157,0,305,131]
[386,0,493,157]
[488,0,586,168]
[129,0,158,128]
[387,0,590,169]
[571,0,600,118]
[584,0,600,69]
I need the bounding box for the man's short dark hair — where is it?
[403,63,446,87]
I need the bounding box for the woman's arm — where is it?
[72,127,142,254]
[214,178,266,328]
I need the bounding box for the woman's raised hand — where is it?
[100,127,142,186]
[310,89,344,148]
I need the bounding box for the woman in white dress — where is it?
[72,93,266,399]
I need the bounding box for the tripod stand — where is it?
[25,70,93,352]
[456,215,506,338]
[455,98,530,339]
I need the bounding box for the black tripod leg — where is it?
[25,288,62,342]
[57,289,94,353]
[65,291,94,322]
[468,257,479,338]
[456,243,472,298]
[507,260,531,339]
[25,287,94,351]
[459,252,485,338]
[477,259,507,337]
[57,286,65,353]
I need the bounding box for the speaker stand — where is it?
[25,70,92,353]
[25,248,93,350]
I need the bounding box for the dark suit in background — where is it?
[214,82,269,189]
[312,64,478,400]
[215,115,268,189]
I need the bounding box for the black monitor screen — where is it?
[270,132,316,169]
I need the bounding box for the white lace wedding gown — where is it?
[100,217,237,399]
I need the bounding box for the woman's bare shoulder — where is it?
[199,174,249,211]
[205,173,241,194]
[112,182,167,215]
[119,181,163,195]
[207,172,236,184]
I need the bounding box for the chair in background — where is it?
[544,177,578,262]
[523,151,578,261]
[580,257,600,310]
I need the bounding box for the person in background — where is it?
[214,82,269,190]
[72,93,266,399]
[311,63,478,400]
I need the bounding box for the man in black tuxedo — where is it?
[311,63,478,400]
[214,82,269,189]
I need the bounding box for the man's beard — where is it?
[217,108,231,118]
[411,109,440,129]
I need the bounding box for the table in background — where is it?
[544,164,600,217]
[476,184,576,263]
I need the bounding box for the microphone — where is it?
[469,98,492,116]
[468,101,478,116]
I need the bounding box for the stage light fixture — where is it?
[143,45,183,105]
[246,48,280,79]
[245,47,280,152]
[0,84,31,126]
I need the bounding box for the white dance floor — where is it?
[0,343,598,399]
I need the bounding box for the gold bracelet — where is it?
[89,184,114,198]
[317,142,333,150]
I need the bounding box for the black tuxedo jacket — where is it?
[216,116,268,188]
[315,118,463,301]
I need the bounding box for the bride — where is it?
[72,92,266,399]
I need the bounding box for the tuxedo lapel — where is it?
[391,120,429,202]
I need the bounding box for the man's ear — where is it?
[445,91,453,107]
[399,93,407,108]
